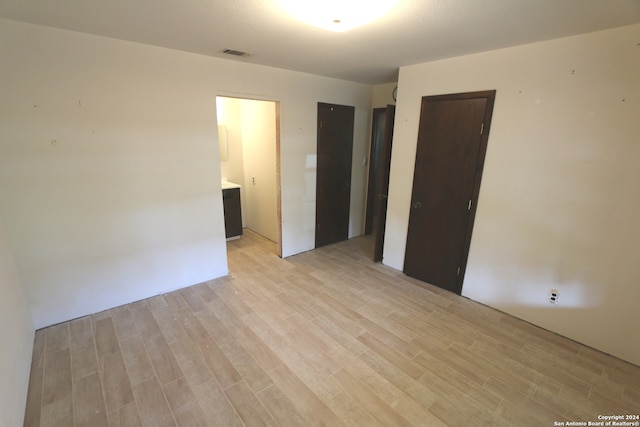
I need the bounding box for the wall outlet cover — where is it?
[548,289,560,304]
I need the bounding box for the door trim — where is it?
[275,103,283,257]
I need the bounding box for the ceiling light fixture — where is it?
[277,0,397,32]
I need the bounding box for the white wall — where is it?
[372,82,397,108]
[218,98,244,187]
[0,19,371,328]
[385,24,640,365]
[218,97,247,227]
[241,100,278,242]
[0,214,34,427]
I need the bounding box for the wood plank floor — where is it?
[24,230,640,426]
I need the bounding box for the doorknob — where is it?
[377,194,388,200]
[412,201,422,209]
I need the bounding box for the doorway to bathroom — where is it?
[216,96,281,256]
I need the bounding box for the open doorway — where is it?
[216,96,282,256]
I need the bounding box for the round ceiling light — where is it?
[277,0,398,32]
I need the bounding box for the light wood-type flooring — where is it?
[24,230,640,426]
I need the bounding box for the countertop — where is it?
[222,181,241,190]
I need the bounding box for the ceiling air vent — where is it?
[220,48,250,57]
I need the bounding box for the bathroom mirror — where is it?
[218,125,228,161]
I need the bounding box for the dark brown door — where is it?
[372,105,395,262]
[404,91,495,294]
[364,108,386,235]
[316,103,355,248]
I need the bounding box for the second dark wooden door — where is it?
[364,108,387,236]
[316,103,355,248]
[372,105,395,262]
[404,91,495,294]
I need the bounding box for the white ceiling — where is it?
[1,0,639,84]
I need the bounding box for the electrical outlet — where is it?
[548,289,560,304]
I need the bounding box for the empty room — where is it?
[1,1,639,426]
